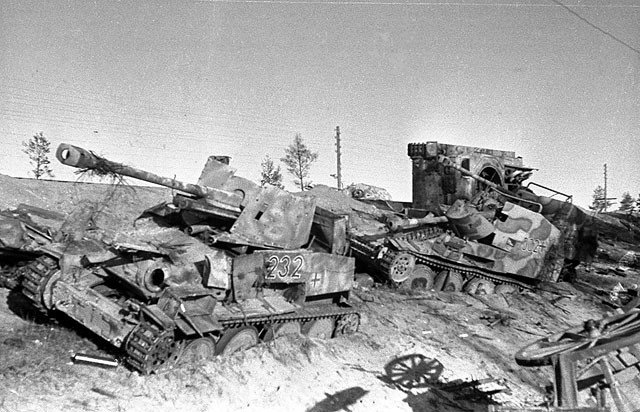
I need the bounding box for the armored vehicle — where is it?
[409,141,596,282]
[315,141,594,294]
[341,196,562,294]
[0,202,104,289]
[19,143,359,374]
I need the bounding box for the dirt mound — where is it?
[0,174,170,230]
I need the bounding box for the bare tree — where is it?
[260,155,284,189]
[281,134,318,191]
[22,132,54,179]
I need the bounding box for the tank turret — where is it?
[56,143,315,250]
[14,142,359,375]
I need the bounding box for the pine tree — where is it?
[619,192,635,213]
[281,134,318,191]
[589,185,613,213]
[22,132,54,179]
[260,155,284,189]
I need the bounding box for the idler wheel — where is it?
[215,326,259,356]
[335,314,360,335]
[400,264,436,291]
[463,277,496,295]
[386,252,416,283]
[434,270,464,292]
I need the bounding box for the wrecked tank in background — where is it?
[310,141,593,294]
[0,202,107,289]
[408,141,597,282]
[17,143,359,374]
[0,205,63,288]
[310,185,562,294]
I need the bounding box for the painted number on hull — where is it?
[266,255,305,280]
[521,237,546,254]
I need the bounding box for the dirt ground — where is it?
[1,174,639,412]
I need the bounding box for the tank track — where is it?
[218,303,359,330]
[0,264,21,289]
[350,226,444,281]
[402,252,534,290]
[20,255,59,312]
[124,304,359,374]
[352,228,535,291]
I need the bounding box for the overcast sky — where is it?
[1,0,638,208]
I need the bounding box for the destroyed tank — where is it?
[408,142,597,282]
[18,143,359,374]
[0,205,63,288]
[0,202,107,289]
[329,141,593,294]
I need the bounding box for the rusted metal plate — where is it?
[51,282,136,347]
[231,187,316,249]
[213,295,298,319]
[259,250,354,296]
[311,206,349,255]
[491,202,562,281]
[197,156,237,189]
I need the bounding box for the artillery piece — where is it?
[19,143,359,374]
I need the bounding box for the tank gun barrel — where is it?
[56,143,242,206]
[437,154,542,213]
[437,155,501,191]
[386,215,448,232]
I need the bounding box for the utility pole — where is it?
[335,126,343,190]
[603,163,608,212]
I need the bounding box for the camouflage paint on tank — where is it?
[12,142,360,374]
[483,202,561,281]
[388,202,561,282]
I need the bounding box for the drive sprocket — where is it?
[125,322,182,374]
[20,255,59,313]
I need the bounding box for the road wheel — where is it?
[180,337,216,364]
[463,277,496,295]
[274,321,301,338]
[495,283,518,295]
[434,270,464,292]
[400,264,436,291]
[302,318,335,339]
[215,326,259,356]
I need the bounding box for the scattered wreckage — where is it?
[7,143,360,374]
[495,298,640,412]
[0,140,601,379]
[311,142,597,295]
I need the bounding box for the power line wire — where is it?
[550,0,640,56]
[196,0,639,7]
